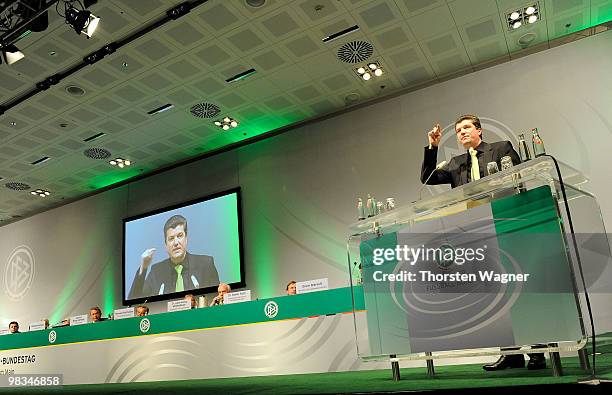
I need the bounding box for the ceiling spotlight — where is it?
[507,3,540,30]
[214,116,239,130]
[65,6,100,37]
[0,44,25,65]
[354,61,384,81]
[30,189,51,197]
[109,158,132,168]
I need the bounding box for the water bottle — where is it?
[518,133,531,162]
[366,195,374,217]
[532,128,546,157]
[357,198,365,220]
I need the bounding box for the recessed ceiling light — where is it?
[526,6,536,15]
[109,157,132,168]
[65,85,86,96]
[322,25,360,43]
[147,103,174,115]
[31,156,50,166]
[518,32,537,47]
[83,132,106,142]
[528,15,538,23]
[30,189,51,197]
[49,51,56,56]
[344,92,360,104]
[354,61,384,81]
[225,68,257,83]
[214,116,239,130]
[10,121,16,126]
[510,11,520,20]
[245,0,266,7]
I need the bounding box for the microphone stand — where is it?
[418,161,447,200]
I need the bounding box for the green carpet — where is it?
[1,353,611,394]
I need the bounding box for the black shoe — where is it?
[527,354,546,370]
[483,355,525,371]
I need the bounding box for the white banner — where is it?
[296,278,328,294]
[224,290,251,304]
[113,307,135,320]
[70,315,88,326]
[28,321,46,331]
[167,299,191,312]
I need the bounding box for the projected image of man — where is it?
[128,215,220,299]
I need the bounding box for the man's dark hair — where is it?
[286,280,296,290]
[164,215,188,240]
[9,321,18,327]
[90,306,101,314]
[454,114,482,130]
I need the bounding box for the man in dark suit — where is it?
[420,114,545,371]
[421,115,520,186]
[89,306,108,322]
[8,321,20,334]
[128,215,219,300]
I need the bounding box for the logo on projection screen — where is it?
[3,245,35,301]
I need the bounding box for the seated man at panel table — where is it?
[210,283,231,306]
[89,306,108,323]
[286,280,297,295]
[421,114,544,371]
[184,294,197,309]
[8,321,20,334]
[128,215,220,299]
[136,305,149,317]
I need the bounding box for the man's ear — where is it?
[477,128,482,137]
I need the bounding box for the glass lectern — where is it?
[348,156,612,378]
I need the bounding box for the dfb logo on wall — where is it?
[4,245,35,301]
[264,301,278,319]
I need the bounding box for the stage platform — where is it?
[1,354,609,394]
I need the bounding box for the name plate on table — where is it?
[224,290,251,304]
[29,321,47,331]
[70,314,88,326]
[296,278,328,294]
[0,329,9,336]
[113,307,135,320]
[168,299,191,312]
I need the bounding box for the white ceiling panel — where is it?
[0,0,609,222]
